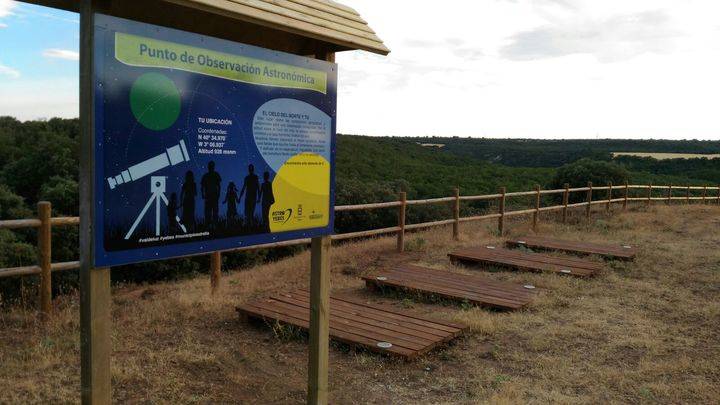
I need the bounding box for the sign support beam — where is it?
[80,2,112,403]
[308,235,331,404]
[307,49,334,405]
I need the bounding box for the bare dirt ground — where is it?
[1,204,719,404]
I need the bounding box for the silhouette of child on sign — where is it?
[258,171,274,232]
[223,182,239,222]
[201,161,222,226]
[239,164,259,226]
[167,192,181,234]
[180,170,197,230]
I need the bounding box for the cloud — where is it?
[500,10,680,62]
[0,77,78,119]
[0,62,20,78]
[0,0,15,28]
[42,48,79,61]
[0,0,15,18]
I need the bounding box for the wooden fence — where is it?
[1,182,719,314]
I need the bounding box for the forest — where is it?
[406,136,720,168]
[1,117,718,304]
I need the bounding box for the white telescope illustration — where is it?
[107,140,190,190]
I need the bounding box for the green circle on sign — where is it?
[129,73,181,131]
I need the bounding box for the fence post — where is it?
[686,185,690,204]
[606,182,612,213]
[38,201,52,316]
[646,184,652,208]
[397,191,406,252]
[562,183,569,223]
[623,182,629,210]
[533,184,541,232]
[668,185,672,204]
[585,181,593,220]
[717,185,720,204]
[210,251,221,294]
[452,187,460,241]
[702,186,707,204]
[498,187,506,235]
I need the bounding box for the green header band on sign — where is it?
[114,32,327,94]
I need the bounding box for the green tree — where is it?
[550,159,629,202]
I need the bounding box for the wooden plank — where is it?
[448,246,601,277]
[280,0,372,29]
[271,294,440,345]
[237,290,466,359]
[233,0,381,41]
[363,265,536,310]
[506,236,637,260]
[374,265,534,302]
[169,0,390,55]
[388,265,536,301]
[238,302,416,357]
[0,218,42,229]
[293,289,465,332]
[454,245,603,270]
[365,273,526,309]
[262,298,431,350]
[286,291,452,337]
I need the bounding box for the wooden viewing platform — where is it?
[448,246,603,277]
[362,264,537,310]
[236,290,466,359]
[505,236,637,260]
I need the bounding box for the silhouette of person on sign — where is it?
[180,170,197,230]
[223,182,239,223]
[258,171,275,232]
[201,161,222,226]
[239,164,259,226]
[167,192,181,234]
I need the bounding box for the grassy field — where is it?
[1,204,719,403]
[613,152,720,160]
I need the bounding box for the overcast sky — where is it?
[2,0,720,139]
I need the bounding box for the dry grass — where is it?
[1,204,720,404]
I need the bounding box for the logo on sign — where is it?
[272,208,293,224]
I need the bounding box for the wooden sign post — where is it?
[79,2,112,403]
[308,236,331,404]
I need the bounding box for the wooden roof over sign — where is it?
[19,0,390,55]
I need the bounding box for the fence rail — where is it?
[2,182,719,314]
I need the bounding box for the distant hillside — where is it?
[335,134,553,201]
[402,136,720,168]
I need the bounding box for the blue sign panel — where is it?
[93,14,337,266]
